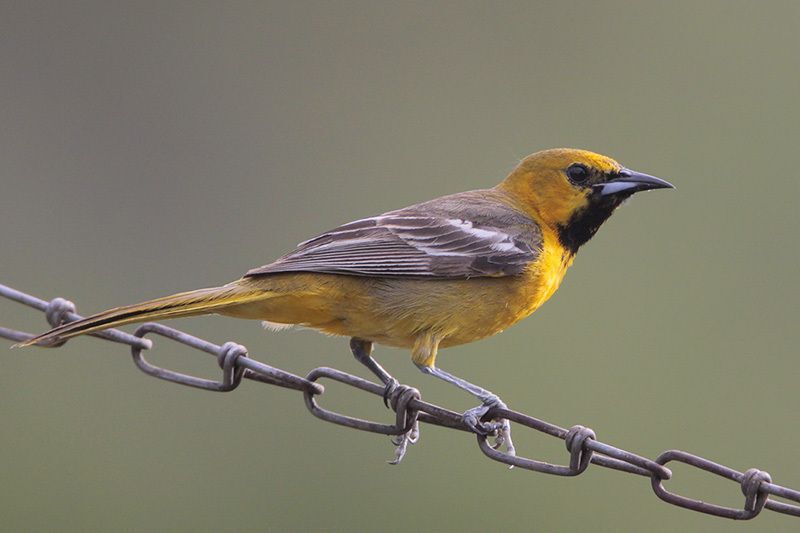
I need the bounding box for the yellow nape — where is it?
[496,148,622,228]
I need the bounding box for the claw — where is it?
[388,419,419,465]
[462,395,515,459]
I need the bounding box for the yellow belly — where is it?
[224,233,573,350]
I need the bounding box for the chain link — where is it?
[2,282,799,520]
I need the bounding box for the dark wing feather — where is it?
[246,194,542,279]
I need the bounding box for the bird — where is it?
[17,148,674,461]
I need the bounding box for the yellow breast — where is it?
[526,228,574,314]
[486,228,571,332]
[232,228,574,349]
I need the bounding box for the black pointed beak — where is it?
[595,168,675,196]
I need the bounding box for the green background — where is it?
[2,2,799,531]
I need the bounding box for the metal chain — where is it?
[2,282,799,520]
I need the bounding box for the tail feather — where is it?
[15,283,268,347]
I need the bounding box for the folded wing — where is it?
[245,212,540,279]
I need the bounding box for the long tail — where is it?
[15,281,268,347]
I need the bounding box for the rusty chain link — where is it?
[2,282,799,520]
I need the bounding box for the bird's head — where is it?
[497,148,674,254]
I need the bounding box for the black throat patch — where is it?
[556,198,619,255]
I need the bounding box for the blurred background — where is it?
[2,1,799,531]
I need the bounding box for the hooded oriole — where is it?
[19,148,673,457]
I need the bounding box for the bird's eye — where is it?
[566,164,590,184]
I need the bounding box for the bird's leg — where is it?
[416,364,514,454]
[349,338,399,406]
[350,338,418,463]
[412,334,514,455]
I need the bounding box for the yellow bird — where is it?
[19,148,673,457]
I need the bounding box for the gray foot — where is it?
[462,394,516,457]
[388,419,420,465]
